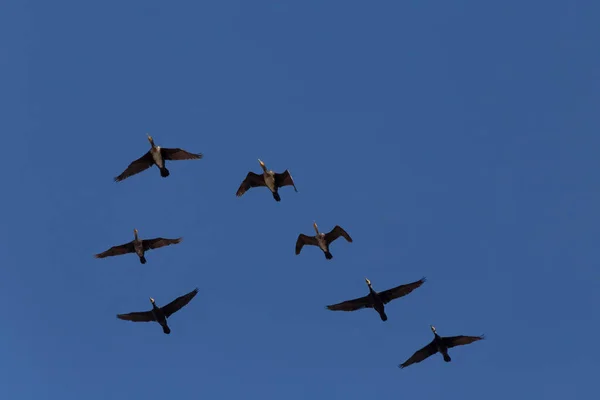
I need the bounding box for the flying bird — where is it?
[117,288,199,334]
[114,134,202,182]
[399,325,484,369]
[326,277,426,321]
[295,222,352,259]
[94,229,182,264]
[236,159,297,201]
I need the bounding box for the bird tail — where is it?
[379,311,388,321]
[160,167,170,177]
[162,325,171,334]
[139,255,147,264]
[324,251,333,260]
[443,353,451,362]
[272,191,281,202]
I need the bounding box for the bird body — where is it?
[236,159,297,201]
[295,222,352,259]
[150,144,165,168]
[263,170,276,192]
[326,277,426,321]
[367,283,388,321]
[398,325,484,368]
[315,233,328,253]
[95,229,182,264]
[149,298,170,334]
[117,288,199,334]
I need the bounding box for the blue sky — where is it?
[1,1,599,398]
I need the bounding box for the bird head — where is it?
[147,134,155,146]
[133,228,139,238]
[258,159,267,171]
[365,278,371,286]
[149,297,155,304]
[313,221,319,234]
[430,325,437,333]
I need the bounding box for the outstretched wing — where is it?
[160,148,203,160]
[295,234,319,255]
[442,334,485,349]
[274,170,297,191]
[161,288,199,318]
[142,237,183,251]
[399,340,438,369]
[114,151,154,182]
[236,172,266,197]
[116,310,155,322]
[94,242,135,258]
[378,277,426,304]
[326,295,374,312]
[324,225,353,245]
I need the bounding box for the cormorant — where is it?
[326,277,426,321]
[114,134,202,182]
[117,288,199,334]
[236,159,297,201]
[295,222,352,259]
[399,325,484,369]
[94,229,182,264]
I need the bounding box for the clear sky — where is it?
[1,1,599,399]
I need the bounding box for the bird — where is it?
[326,277,426,321]
[117,288,199,334]
[94,229,182,264]
[295,221,352,259]
[114,134,202,182]
[398,325,484,369]
[236,159,297,201]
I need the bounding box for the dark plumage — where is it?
[117,288,199,334]
[326,277,426,321]
[114,134,202,182]
[94,229,182,264]
[399,325,484,369]
[236,159,297,201]
[295,222,352,259]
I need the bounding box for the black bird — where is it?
[399,325,484,369]
[116,288,199,334]
[114,134,202,182]
[94,229,182,264]
[236,159,297,201]
[295,221,352,259]
[326,277,426,321]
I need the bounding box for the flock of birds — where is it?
[94,133,484,370]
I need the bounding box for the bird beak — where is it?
[258,159,265,167]
[365,278,371,286]
[147,134,153,143]
[134,229,138,234]
[430,325,436,332]
[149,297,155,304]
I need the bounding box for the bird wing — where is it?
[399,340,438,369]
[442,334,485,349]
[325,294,374,312]
[114,151,154,182]
[377,277,426,304]
[236,172,266,197]
[161,288,199,318]
[116,310,155,322]
[295,234,319,254]
[324,225,353,245]
[142,237,183,251]
[274,170,298,191]
[160,147,203,160]
[94,242,135,258]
